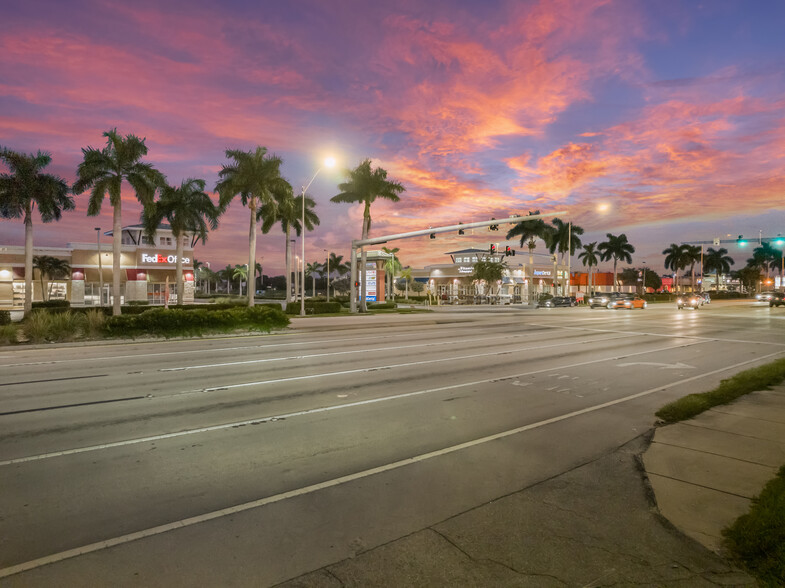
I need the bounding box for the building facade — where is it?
[0,224,195,308]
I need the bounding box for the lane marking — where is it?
[0,396,145,417]
[0,374,108,388]
[0,337,702,466]
[2,348,782,579]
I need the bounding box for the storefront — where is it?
[0,224,195,308]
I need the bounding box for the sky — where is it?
[1,0,784,275]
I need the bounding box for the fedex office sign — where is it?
[141,253,190,264]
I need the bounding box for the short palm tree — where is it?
[704,247,735,289]
[399,267,413,300]
[1,148,74,313]
[598,233,635,288]
[578,242,599,295]
[662,243,691,292]
[325,252,345,300]
[331,159,405,312]
[74,129,165,315]
[683,245,702,292]
[220,265,234,295]
[233,264,248,296]
[33,255,71,301]
[381,246,402,299]
[215,147,285,307]
[144,178,218,305]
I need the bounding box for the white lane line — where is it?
[0,337,702,466]
[525,323,785,347]
[157,331,597,372]
[2,348,782,580]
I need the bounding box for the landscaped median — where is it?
[653,357,785,586]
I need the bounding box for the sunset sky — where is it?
[2,0,784,275]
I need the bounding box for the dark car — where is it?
[677,294,703,309]
[588,293,624,309]
[770,292,785,307]
[542,296,575,308]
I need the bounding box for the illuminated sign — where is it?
[141,253,191,264]
[365,269,377,302]
[533,269,552,277]
[458,266,474,274]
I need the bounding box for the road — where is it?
[1,299,783,585]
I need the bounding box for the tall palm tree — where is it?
[598,233,635,288]
[73,129,164,315]
[220,264,234,295]
[751,242,779,279]
[215,147,285,307]
[578,242,599,296]
[662,243,690,292]
[546,218,584,294]
[683,245,702,292]
[144,178,218,305]
[399,267,413,300]
[260,183,317,303]
[704,247,735,290]
[506,210,553,305]
[33,255,71,301]
[381,246,401,300]
[0,148,74,313]
[331,159,405,312]
[325,252,345,300]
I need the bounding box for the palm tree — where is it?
[598,233,635,288]
[325,252,345,301]
[254,261,263,293]
[662,243,690,292]
[546,218,583,294]
[215,147,286,307]
[704,247,735,290]
[683,245,702,292]
[143,178,218,305]
[260,183,317,303]
[331,159,405,312]
[506,210,553,305]
[381,246,402,300]
[751,243,779,279]
[1,148,74,313]
[220,265,234,294]
[399,267,413,300]
[73,129,164,315]
[578,242,599,296]
[233,265,248,297]
[33,255,71,301]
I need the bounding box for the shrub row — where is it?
[0,310,11,325]
[104,306,289,338]
[367,301,396,310]
[284,301,342,315]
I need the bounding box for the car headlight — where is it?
[677,298,683,304]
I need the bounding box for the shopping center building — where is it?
[0,224,195,308]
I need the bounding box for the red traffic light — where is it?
[490,244,497,254]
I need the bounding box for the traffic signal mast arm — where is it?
[352,211,567,248]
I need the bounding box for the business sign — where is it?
[533,269,552,277]
[140,253,191,265]
[458,266,474,274]
[365,269,377,302]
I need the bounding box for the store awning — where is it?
[514,277,525,284]
[414,277,429,283]
[502,277,512,284]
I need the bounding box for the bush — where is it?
[284,301,342,314]
[127,300,149,306]
[368,301,396,310]
[32,299,70,309]
[22,310,53,343]
[0,310,10,325]
[47,311,86,342]
[0,324,18,345]
[83,309,106,338]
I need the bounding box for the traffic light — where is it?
[429,233,436,239]
[354,281,360,288]
[504,246,512,256]
[737,235,748,247]
[490,244,497,255]
[489,218,499,231]
[458,222,464,236]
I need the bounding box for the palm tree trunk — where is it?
[284,227,292,303]
[23,207,33,313]
[175,235,184,305]
[112,200,122,316]
[613,258,618,290]
[360,207,370,312]
[247,203,256,307]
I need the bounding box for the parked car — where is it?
[769,292,785,307]
[542,296,575,308]
[608,295,647,310]
[677,294,704,309]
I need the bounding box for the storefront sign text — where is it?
[533,269,552,277]
[141,253,191,264]
[458,266,473,274]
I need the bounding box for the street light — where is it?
[94,227,103,307]
[301,157,336,317]
[324,249,329,302]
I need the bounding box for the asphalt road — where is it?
[1,299,783,585]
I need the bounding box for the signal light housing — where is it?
[490,244,497,255]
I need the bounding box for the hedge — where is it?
[0,310,10,325]
[284,301,343,314]
[367,301,396,310]
[32,300,70,308]
[104,305,289,338]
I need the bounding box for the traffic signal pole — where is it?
[349,211,566,313]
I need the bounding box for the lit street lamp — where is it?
[301,157,336,317]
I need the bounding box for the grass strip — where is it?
[723,465,785,587]
[655,356,785,423]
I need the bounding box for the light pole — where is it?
[324,249,330,302]
[641,261,647,296]
[94,227,103,307]
[301,157,336,317]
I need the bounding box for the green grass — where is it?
[656,357,785,423]
[723,465,785,587]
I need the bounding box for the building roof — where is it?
[104,223,172,236]
[444,248,489,254]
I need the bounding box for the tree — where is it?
[471,259,507,297]
[578,242,599,295]
[331,159,405,312]
[260,182,317,303]
[399,267,413,299]
[662,243,690,292]
[33,255,71,301]
[74,129,164,315]
[598,233,635,288]
[546,218,584,262]
[683,245,702,292]
[506,210,554,305]
[305,261,322,297]
[1,148,74,313]
[734,265,762,293]
[233,264,248,296]
[751,243,780,279]
[325,252,345,300]
[143,178,218,305]
[254,261,263,292]
[381,246,402,300]
[220,265,234,294]
[215,147,286,307]
[704,247,735,290]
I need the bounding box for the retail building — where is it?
[0,224,195,308]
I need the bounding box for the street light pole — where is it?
[324,249,329,302]
[95,227,103,307]
[301,157,336,317]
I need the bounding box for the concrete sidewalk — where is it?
[643,385,785,553]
